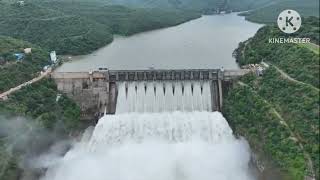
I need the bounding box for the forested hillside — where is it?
[0,36,49,93]
[227,0,275,11]
[234,17,319,87]
[0,37,81,180]
[240,0,319,23]
[224,17,319,180]
[0,79,81,180]
[37,2,200,36]
[0,1,200,55]
[27,0,275,12]
[2,0,316,55]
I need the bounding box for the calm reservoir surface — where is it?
[57,13,262,72]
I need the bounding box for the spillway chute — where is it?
[116,81,213,113]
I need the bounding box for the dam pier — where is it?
[52,69,250,120]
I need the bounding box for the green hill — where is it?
[0,36,49,93]
[0,78,82,180]
[36,2,200,36]
[228,0,275,11]
[101,0,276,12]
[224,17,319,180]
[0,1,200,55]
[240,0,319,23]
[0,2,113,55]
[32,0,228,11]
[234,17,319,86]
[27,0,278,13]
[0,36,82,180]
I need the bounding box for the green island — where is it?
[224,17,319,180]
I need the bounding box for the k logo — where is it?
[277,10,302,34]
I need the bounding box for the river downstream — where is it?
[56,13,262,72]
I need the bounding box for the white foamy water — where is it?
[41,112,254,180]
[89,112,233,148]
[116,81,213,113]
[41,81,255,180]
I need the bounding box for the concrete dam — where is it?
[52,69,250,120]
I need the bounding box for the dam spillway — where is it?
[43,70,256,180]
[52,69,250,120]
[116,81,213,113]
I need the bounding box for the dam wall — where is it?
[52,69,249,120]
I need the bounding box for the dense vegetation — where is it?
[225,18,319,180]
[234,17,319,87]
[0,37,81,180]
[0,79,81,131]
[224,80,306,180]
[0,79,81,180]
[225,69,319,179]
[37,2,200,36]
[2,0,316,56]
[0,36,50,93]
[227,0,274,12]
[27,0,276,13]
[0,1,200,55]
[240,0,319,23]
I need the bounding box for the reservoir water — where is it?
[56,13,262,72]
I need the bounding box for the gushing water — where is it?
[116,81,213,113]
[89,112,234,149]
[41,81,255,180]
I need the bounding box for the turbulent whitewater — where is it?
[41,81,255,180]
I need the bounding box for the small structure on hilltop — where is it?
[14,53,24,61]
[50,51,57,64]
[241,63,266,76]
[24,48,32,54]
[56,94,62,102]
[256,66,265,76]
[17,1,25,6]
